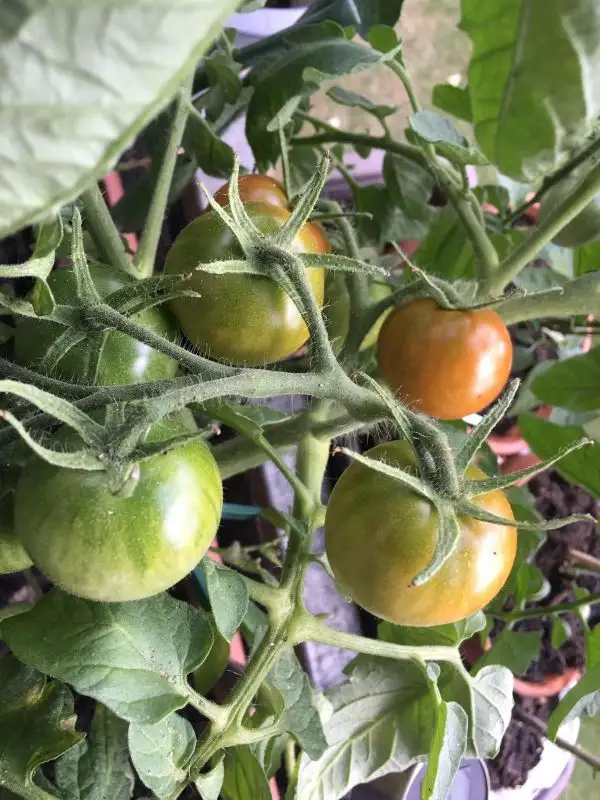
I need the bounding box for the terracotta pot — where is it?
[488,406,552,459]
[500,451,543,487]
[461,634,582,700]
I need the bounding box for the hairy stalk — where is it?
[134,75,193,278]
[497,272,600,324]
[80,184,134,278]
[492,591,600,622]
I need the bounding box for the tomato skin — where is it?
[0,495,32,575]
[14,263,178,385]
[14,415,223,602]
[539,173,600,247]
[325,441,517,627]
[192,630,230,695]
[164,202,326,366]
[213,175,289,210]
[377,299,512,420]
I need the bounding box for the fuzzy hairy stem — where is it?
[80,184,134,278]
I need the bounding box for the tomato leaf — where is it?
[432,84,473,123]
[413,207,476,280]
[519,415,600,498]
[128,714,196,800]
[195,754,225,800]
[0,656,83,798]
[247,34,386,168]
[2,590,214,725]
[473,630,543,676]
[382,152,437,223]
[299,0,405,37]
[221,746,270,800]
[54,704,134,800]
[422,701,468,800]
[0,0,241,238]
[184,107,236,179]
[532,349,600,412]
[201,559,249,642]
[409,110,488,166]
[470,665,514,758]
[547,663,600,740]
[296,657,435,799]
[461,0,600,180]
[326,86,397,118]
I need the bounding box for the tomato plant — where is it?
[325,441,517,626]
[14,414,223,602]
[164,202,327,365]
[377,298,513,420]
[1,3,600,800]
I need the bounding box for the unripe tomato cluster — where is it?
[3,173,518,627]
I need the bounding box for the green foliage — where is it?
[2,2,600,799]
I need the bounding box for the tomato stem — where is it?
[489,159,600,295]
[134,73,193,279]
[80,183,135,278]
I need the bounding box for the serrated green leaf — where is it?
[551,617,572,650]
[461,0,600,180]
[221,747,270,800]
[129,714,196,800]
[184,108,235,178]
[0,658,82,799]
[2,590,213,725]
[471,665,513,759]
[301,1,405,38]
[202,559,249,642]
[0,0,240,238]
[55,704,134,800]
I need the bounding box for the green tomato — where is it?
[0,494,32,575]
[192,629,230,695]
[14,263,178,385]
[14,414,223,602]
[164,202,327,366]
[539,171,600,247]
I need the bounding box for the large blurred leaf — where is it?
[461,0,600,180]
[0,0,239,238]
[532,349,600,411]
[519,414,600,498]
[221,747,270,800]
[2,590,214,725]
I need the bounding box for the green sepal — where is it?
[463,437,592,497]
[273,154,330,248]
[410,501,461,587]
[456,380,520,473]
[336,445,436,501]
[70,208,102,307]
[459,500,592,531]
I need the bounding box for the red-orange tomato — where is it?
[213,174,289,210]
[377,299,512,420]
[213,175,331,254]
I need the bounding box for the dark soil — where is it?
[487,470,600,790]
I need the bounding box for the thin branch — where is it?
[80,183,134,277]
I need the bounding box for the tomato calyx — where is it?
[337,378,592,589]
